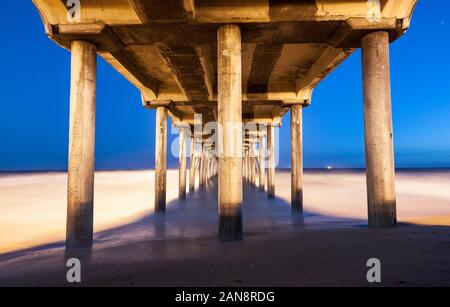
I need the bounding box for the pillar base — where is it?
[291,189,303,216]
[368,206,397,228]
[66,204,94,249]
[155,206,166,215]
[66,239,93,249]
[219,214,243,241]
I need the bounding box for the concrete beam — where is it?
[156,45,211,102]
[295,46,352,103]
[48,22,160,101]
[128,0,194,23]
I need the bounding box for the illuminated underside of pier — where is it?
[33,0,417,246]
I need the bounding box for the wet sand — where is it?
[0,170,449,286]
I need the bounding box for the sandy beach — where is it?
[0,169,449,286]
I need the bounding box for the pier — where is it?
[32,0,418,248]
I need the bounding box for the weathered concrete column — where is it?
[243,149,248,181]
[210,157,214,178]
[210,157,214,179]
[155,106,168,214]
[208,156,213,182]
[291,104,303,215]
[259,133,266,191]
[249,156,253,186]
[248,151,251,183]
[250,147,256,186]
[217,24,243,241]
[196,154,200,187]
[179,127,187,200]
[199,144,206,188]
[66,41,97,248]
[213,158,218,176]
[205,155,210,186]
[253,145,258,187]
[189,134,196,193]
[248,155,251,183]
[361,31,397,228]
[205,153,209,185]
[267,124,275,198]
[247,151,251,183]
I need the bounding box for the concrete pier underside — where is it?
[33,0,417,125]
[32,0,418,244]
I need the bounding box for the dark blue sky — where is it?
[1,1,449,171]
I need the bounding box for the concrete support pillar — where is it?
[189,134,196,193]
[217,24,243,241]
[250,147,256,186]
[210,158,214,178]
[291,105,304,215]
[66,41,97,248]
[253,145,257,187]
[208,157,213,182]
[361,31,397,228]
[179,127,187,200]
[267,124,275,198]
[199,144,206,188]
[253,157,257,186]
[248,156,251,183]
[242,152,245,180]
[205,154,209,186]
[259,133,266,191]
[245,151,252,183]
[247,155,251,185]
[205,155,210,186]
[243,149,247,181]
[214,158,218,177]
[249,156,253,186]
[155,106,168,214]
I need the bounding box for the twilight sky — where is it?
[0,1,449,171]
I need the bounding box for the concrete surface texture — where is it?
[32,0,417,125]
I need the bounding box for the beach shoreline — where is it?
[1,169,450,286]
[1,169,450,255]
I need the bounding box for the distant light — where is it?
[326,166,333,170]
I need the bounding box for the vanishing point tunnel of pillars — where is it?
[66,27,396,247]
